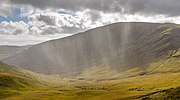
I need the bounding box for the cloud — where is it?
[0,34,72,46]
[20,6,34,17]
[0,0,33,17]
[37,14,57,26]
[1,0,180,45]
[27,10,101,34]
[0,0,12,17]
[8,0,180,17]
[0,21,29,35]
[119,0,180,17]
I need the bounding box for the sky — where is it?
[0,0,180,46]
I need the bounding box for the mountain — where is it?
[3,22,180,76]
[0,45,31,60]
[1,22,180,100]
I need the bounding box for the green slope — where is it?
[0,62,46,99]
[77,49,180,81]
[3,72,180,100]
[1,48,180,99]
[139,87,180,100]
[0,58,179,100]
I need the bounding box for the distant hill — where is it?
[3,22,180,76]
[0,45,31,60]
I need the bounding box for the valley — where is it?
[0,58,180,100]
[0,22,180,100]
[2,72,180,100]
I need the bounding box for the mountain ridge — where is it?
[3,22,180,76]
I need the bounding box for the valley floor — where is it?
[2,72,180,100]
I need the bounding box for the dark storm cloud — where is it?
[9,0,122,13]
[86,10,102,21]
[37,15,56,26]
[9,0,180,16]
[119,0,180,16]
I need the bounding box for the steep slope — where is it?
[0,45,31,60]
[3,22,180,76]
[139,87,180,100]
[0,61,43,98]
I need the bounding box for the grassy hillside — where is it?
[0,61,43,98]
[148,49,180,74]
[139,87,180,100]
[0,59,179,99]
[77,49,180,81]
[3,72,180,100]
[1,49,180,99]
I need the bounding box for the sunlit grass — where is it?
[1,53,180,100]
[2,72,179,100]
